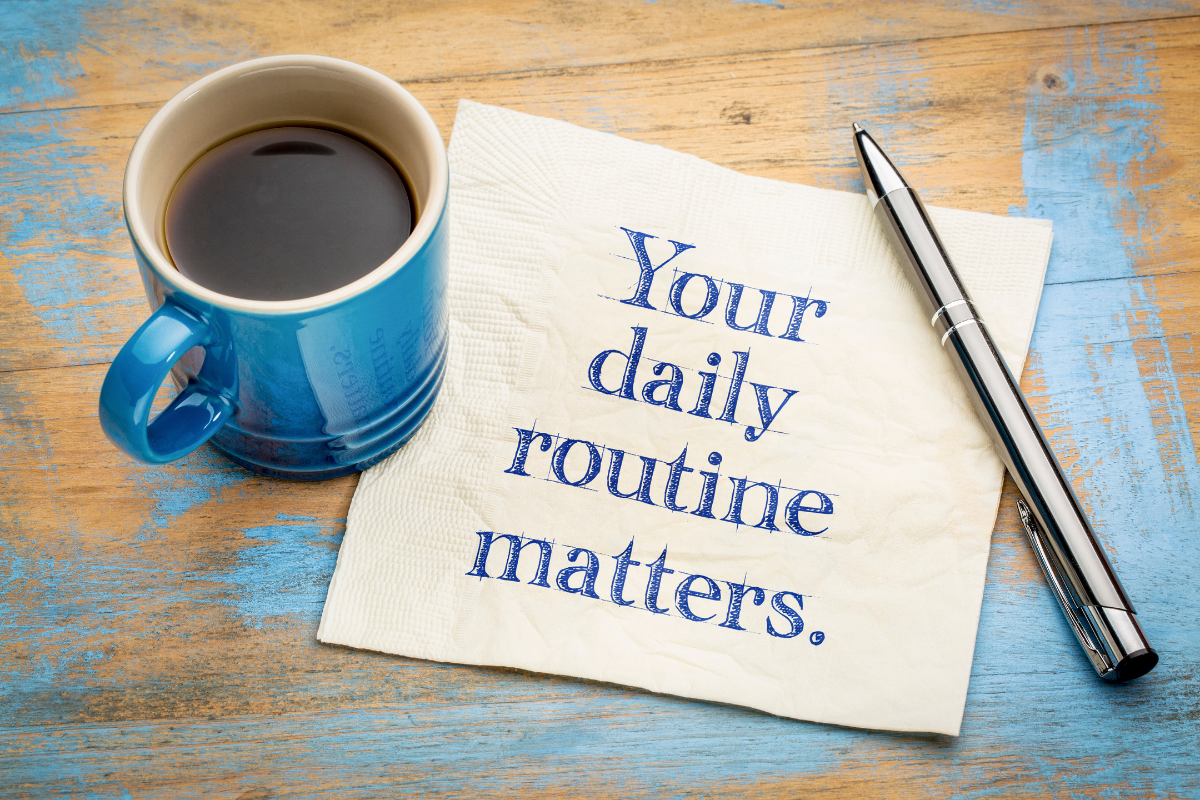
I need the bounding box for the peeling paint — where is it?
[821,44,933,191]
[0,0,251,364]
[995,25,1200,797]
[0,0,102,111]
[229,515,346,628]
[0,110,140,363]
[2,3,1199,796]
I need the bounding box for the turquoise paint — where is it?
[1127,278,1197,514]
[227,516,346,627]
[642,0,788,4]
[0,541,158,698]
[964,0,1190,13]
[1,0,243,113]
[0,453,251,704]
[1016,32,1199,567]
[990,25,1200,796]
[1016,33,1160,284]
[0,0,106,111]
[0,373,54,486]
[0,0,260,707]
[0,110,139,364]
[0,663,1192,797]
[1,6,1197,796]
[0,0,250,364]
[1,419,153,702]
[128,447,249,530]
[131,462,248,537]
[277,513,326,522]
[821,44,933,191]
[0,341,245,702]
[0,380,107,698]
[0,454,248,706]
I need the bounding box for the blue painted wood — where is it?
[2,1,1198,796]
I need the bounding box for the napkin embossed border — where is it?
[319,101,1052,736]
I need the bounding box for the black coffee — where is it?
[165,126,413,301]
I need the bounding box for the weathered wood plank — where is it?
[2,1,1198,797]
[3,18,1199,373]
[6,0,1199,114]
[1,279,1196,798]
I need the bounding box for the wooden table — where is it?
[3,1,1198,796]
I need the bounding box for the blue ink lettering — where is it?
[744,383,799,442]
[552,438,603,487]
[608,227,829,343]
[465,533,823,640]
[610,539,642,606]
[767,591,805,638]
[589,326,646,399]
[716,349,749,424]
[505,426,554,476]
[607,449,658,505]
[669,272,720,320]
[720,580,766,631]
[675,574,722,622]
[644,546,676,614]
[784,490,833,536]
[466,532,553,588]
[556,547,602,598]
[779,292,829,343]
[725,284,776,336]
[723,477,780,531]
[618,228,696,310]
[662,446,693,512]
[641,361,685,411]
[687,352,722,419]
[691,451,722,519]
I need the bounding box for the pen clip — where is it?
[1016,499,1115,677]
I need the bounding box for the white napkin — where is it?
[318,101,1052,736]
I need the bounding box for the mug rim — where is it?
[123,54,448,315]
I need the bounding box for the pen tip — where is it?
[852,122,865,134]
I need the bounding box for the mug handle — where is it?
[99,299,238,464]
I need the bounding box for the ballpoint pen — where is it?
[852,124,1158,682]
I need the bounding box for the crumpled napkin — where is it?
[318,100,1052,736]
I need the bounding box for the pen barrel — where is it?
[944,319,1157,681]
[874,189,1136,615]
[942,318,1131,611]
[862,157,1156,680]
[876,189,974,316]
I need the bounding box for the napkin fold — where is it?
[318,101,1052,736]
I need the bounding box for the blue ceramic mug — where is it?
[99,56,448,479]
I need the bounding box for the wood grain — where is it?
[17,0,1199,113]
[6,18,1200,373]
[2,1,1198,797]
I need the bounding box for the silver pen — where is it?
[852,124,1158,682]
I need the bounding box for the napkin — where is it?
[318,101,1052,736]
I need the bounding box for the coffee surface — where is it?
[165,126,412,301]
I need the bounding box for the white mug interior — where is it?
[123,55,448,313]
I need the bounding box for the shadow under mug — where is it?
[99,55,449,480]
